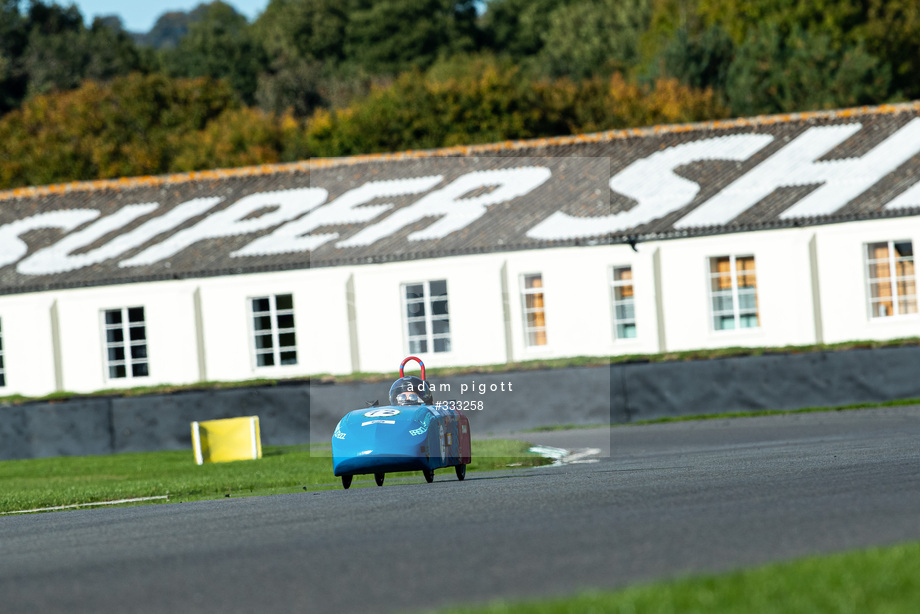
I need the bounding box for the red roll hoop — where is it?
[399,356,426,381]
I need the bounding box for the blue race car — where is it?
[332,356,472,489]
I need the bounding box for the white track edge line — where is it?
[2,495,169,515]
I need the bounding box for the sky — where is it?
[67,1,271,33]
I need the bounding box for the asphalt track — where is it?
[1,407,919,613]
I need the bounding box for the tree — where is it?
[0,1,146,115]
[537,0,652,79]
[343,0,479,74]
[480,0,571,59]
[0,73,243,188]
[159,1,267,104]
[16,0,87,97]
[23,1,145,97]
[255,55,327,117]
[0,0,29,115]
[303,55,727,157]
[859,0,920,101]
[724,22,890,116]
[304,57,541,156]
[534,72,728,135]
[695,0,867,47]
[656,24,733,92]
[253,0,352,62]
[170,107,311,171]
[81,18,147,83]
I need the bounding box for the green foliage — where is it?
[537,0,652,79]
[440,541,920,613]
[304,55,726,157]
[0,0,917,185]
[641,0,901,114]
[0,0,145,115]
[724,22,890,116]
[250,0,482,114]
[305,57,541,155]
[158,1,267,104]
[696,0,868,46]
[655,24,734,92]
[0,0,29,114]
[858,0,920,101]
[254,55,328,117]
[0,440,550,513]
[169,106,312,171]
[253,0,352,62]
[0,73,241,187]
[17,1,88,97]
[343,0,479,74]
[480,0,571,59]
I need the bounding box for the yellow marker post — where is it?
[191,416,262,465]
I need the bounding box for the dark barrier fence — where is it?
[2,345,919,460]
[611,345,920,423]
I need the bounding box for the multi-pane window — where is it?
[103,307,149,379]
[403,280,451,354]
[250,294,298,367]
[611,266,636,339]
[709,255,759,331]
[0,318,5,387]
[865,240,917,318]
[521,274,547,346]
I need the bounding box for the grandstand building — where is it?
[0,102,918,398]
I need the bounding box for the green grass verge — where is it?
[434,541,920,614]
[0,439,551,514]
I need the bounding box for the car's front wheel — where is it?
[375,473,385,486]
[423,468,434,483]
[455,464,466,481]
[342,475,353,489]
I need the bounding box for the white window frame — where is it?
[401,280,451,354]
[101,306,149,381]
[708,255,759,332]
[865,240,917,320]
[520,273,548,347]
[248,294,298,368]
[610,265,637,340]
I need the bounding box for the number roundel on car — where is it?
[365,408,400,418]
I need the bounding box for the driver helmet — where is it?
[389,376,434,406]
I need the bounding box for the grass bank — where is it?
[434,540,920,613]
[0,439,550,514]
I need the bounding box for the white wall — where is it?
[502,244,661,360]
[814,216,920,344]
[53,281,202,393]
[0,293,58,397]
[197,267,354,381]
[351,254,508,374]
[656,228,819,352]
[348,245,663,374]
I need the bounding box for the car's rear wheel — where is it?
[342,475,353,489]
[375,473,385,486]
[423,468,434,483]
[455,464,466,481]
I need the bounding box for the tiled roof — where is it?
[1,102,919,295]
